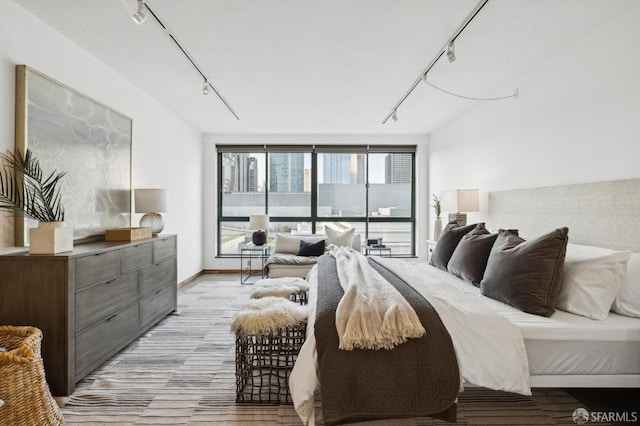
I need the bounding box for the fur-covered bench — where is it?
[265,229,362,278]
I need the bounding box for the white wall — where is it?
[0,1,203,282]
[428,3,640,235]
[202,133,430,269]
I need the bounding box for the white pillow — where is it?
[325,227,355,248]
[565,243,613,259]
[611,252,640,318]
[557,251,631,320]
[274,234,301,254]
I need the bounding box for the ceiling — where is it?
[14,0,635,135]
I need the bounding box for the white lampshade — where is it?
[135,189,168,213]
[440,189,479,227]
[440,189,479,213]
[249,214,269,231]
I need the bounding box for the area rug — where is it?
[60,278,606,425]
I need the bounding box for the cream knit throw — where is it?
[329,246,426,350]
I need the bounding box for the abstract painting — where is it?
[15,65,132,245]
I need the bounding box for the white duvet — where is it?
[289,258,531,425]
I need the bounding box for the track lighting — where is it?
[446,41,456,63]
[132,0,147,25]
[392,111,398,122]
[382,0,490,125]
[131,2,239,119]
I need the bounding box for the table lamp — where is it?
[441,189,479,226]
[249,214,269,245]
[135,188,167,235]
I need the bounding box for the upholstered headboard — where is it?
[487,178,640,252]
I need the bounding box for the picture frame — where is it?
[14,65,132,246]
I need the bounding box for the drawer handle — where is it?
[106,313,118,322]
[155,288,163,295]
[105,277,117,285]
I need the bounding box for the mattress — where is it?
[398,262,640,380]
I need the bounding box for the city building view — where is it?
[219,151,413,255]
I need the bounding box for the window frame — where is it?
[216,145,416,257]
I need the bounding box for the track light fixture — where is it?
[382,0,490,125]
[446,41,456,63]
[132,2,239,119]
[392,111,398,122]
[132,0,147,25]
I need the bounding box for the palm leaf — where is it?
[0,148,66,222]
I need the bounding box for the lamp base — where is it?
[448,212,467,226]
[252,230,266,246]
[140,212,164,235]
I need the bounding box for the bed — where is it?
[289,178,640,425]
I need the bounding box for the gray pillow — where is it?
[480,227,569,317]
[447,223,498,285]
[429,221,478,271]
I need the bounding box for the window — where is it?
[217,145,415,256]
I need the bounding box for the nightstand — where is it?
[426,239,437,262]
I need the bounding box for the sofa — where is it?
[265,229,362,278]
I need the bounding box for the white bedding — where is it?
[290,258,640,424]
[290,258,532,424]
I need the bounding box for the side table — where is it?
[240,244,270,285]
[362,245,392,257]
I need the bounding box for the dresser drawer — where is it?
[153,237,176,262]
[75,303,139,379]
[140,285,176,329]
[75,271,139,332]
[140,257,176,297]
[75,249,121,290]
[122,242,153,273]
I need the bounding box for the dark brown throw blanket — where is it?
[315,255,460,425]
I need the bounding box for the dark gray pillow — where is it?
[429,221,478,271]
[447,223,498,285]
[298,239,325,256]
[480,227,569,317]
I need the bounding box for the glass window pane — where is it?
[221,152,265,217]
[318,153,366,217]
[367,222,412,255]
[219,221,254,255]
[267,152,311,217]
[368,153,412,218]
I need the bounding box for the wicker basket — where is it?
[0,326,64,425]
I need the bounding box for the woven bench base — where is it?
[289,291,308,305]
[235,323,306,404]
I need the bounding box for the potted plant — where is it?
[431,194,443,240]
[0,148,72,254]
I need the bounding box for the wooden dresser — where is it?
[0,235,177,396]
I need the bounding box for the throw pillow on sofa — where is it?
[274,234,302,254]
[326,227,355,248]
[298,239,326,256]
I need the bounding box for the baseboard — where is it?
[202,269,240,274]
[178,271,203,288]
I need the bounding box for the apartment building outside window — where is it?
[217,145,415,256]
